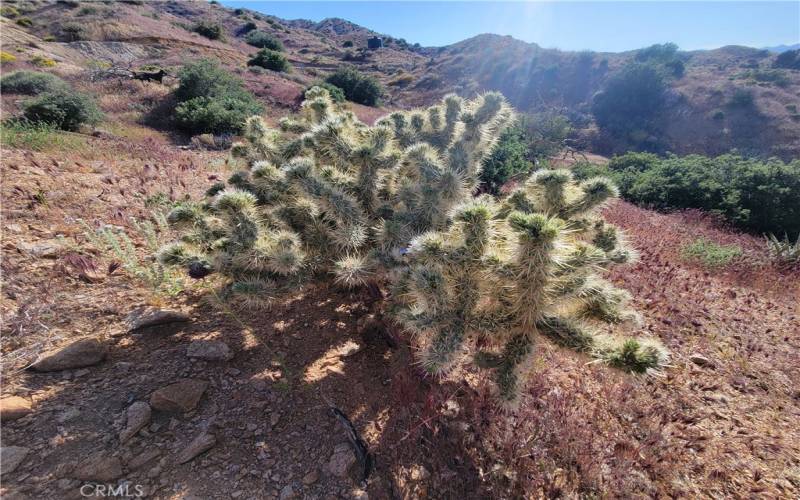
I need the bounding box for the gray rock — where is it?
[326,444,356,478]
[689,354,715,368]
[17,240,62,258]
[0,396,32,421]
[279,483,298,500]
[120,402,152,443]
[302,469,319,485]
[125,308,189,332]
[150,379,208,413]
[29,338,107,372]
[127,449,161,470]
[176,433,216,464]
[187,340,233,362]
[1,446,30,473]
[73,452,123,482]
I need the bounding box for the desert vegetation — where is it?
[1,2,799,498]
[172,59,262,135]
[247,48,290,72]
[158,88,666,405]
[573,152,800,237]
[324,66,384,106]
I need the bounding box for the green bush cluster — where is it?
[2,71,101,131]
[244,30,283,50]
[60,22,88,41]
[574,152,800,237]
[324,66,383,106]
[1,71,67,94]
[635,43,686,78]
[247,48,290,72]
[193,21,223,40]
[480,123,534,193]
[173,59,262,134]
[480,112,571,192]
[22,88,103,131]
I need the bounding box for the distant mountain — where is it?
[763,43,800,53]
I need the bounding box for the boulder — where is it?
[127,448,161,471]
[0,396,32,421]
[29,338,107,372]
[150,379,208,413]
[119,402,152,443]
[125,308,189,332]
[327,443,356,478]
[0,446,30,473]
[187,340,233,362]
[175,433,216,464]
[17,240,62,258]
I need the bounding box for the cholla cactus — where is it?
[159,87,667,404]
[158,87,514,308]
[394,169,668,405]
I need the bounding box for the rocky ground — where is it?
[1,70,799,500]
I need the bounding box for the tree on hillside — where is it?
[591,63,667,152]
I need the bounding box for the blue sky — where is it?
[220,1,800,52]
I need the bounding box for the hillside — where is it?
[2,2,800,500]
[2,1,798,157]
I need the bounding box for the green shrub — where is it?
[240,21,257,34]
[175,96,260,135]
[342,40,353,48]
[77,6,98,16]
[172,59,262,134]
[60,22,88,41]
[480,122,535,193]
[244,30,283,50]
[324,66,383,106]
[604,153,800,237]
[305,82,345,103]
[681,238,742,267]
[193,21,223,40]
[247,48,290,72]
[16,17,32,27]
[1,6,20,18]
[0,71,66,94]
[22,88,103,131]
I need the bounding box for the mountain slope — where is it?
[2,1,798,157]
